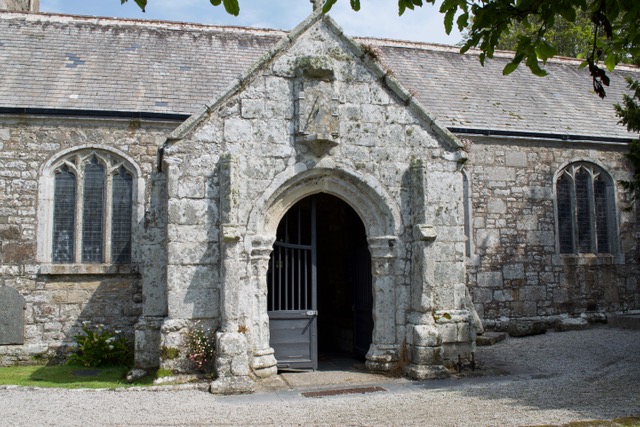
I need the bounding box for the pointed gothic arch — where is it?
[247,166,404,376]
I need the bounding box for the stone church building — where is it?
[0,1,638,391]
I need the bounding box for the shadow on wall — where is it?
[38,274,142,364]
[154,154,222,373]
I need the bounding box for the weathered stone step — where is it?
[608,314,640,330]
[476,332,507,346]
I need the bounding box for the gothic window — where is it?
[50,151,135,264]
[555,162,616,254]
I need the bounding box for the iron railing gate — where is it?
[267,198,317,370]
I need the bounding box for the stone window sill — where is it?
[558,253,621,266]
[39,263,139,275]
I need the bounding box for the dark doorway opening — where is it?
[267,193,373,370]
[315,193,373,359]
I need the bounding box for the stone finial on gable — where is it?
[294,56,339,157]
[310,0,323,11]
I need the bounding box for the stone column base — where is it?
[251,347,278,379]
[216,331,250,377]
[209,376,255,394]
[365,344,399,372]
[134,316,164,370]
[405,364,450,380]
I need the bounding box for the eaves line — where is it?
[0,108,634,146]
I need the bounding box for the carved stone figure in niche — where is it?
[294,56,339,157]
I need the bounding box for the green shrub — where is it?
[68,322,132,367]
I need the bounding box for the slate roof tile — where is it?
[0,11,638,140]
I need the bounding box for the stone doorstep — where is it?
[554,317,590,332]
[608,314,640,331]
[476,332,507,346]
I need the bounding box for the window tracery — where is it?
[555,162,616,254]
[49,150,135,264]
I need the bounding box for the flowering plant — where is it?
[185,324,216,373]
[68,322,132,367]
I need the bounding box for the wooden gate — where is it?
[267,197,318,369]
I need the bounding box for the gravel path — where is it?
[1,327,639,426]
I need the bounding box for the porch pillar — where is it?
[365,236,399,372]
[405,158,449,380]
[135,172,167,369]
[249,235,278,378]
[210,153,253,394]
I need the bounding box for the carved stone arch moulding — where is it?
[249,166,401,241]
[245,165,403,373]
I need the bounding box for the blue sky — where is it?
[38,0,462,45]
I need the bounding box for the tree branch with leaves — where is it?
[616,77,640,206]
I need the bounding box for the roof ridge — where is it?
[2,10,638,71]
[357,36,640,70]
[0,10,288,36]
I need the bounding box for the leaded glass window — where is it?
[555,162,614,254]
[575,168,592,253]
[49,150,135,265]
[82,156,105,262]
[52,166,76,263]
[111,167,133,264]
[556,174,573,254]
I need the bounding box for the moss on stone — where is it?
[161,346,180,360]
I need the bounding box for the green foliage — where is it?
[120,0,147,13]
[68,322,132,368]
[185,324,216,373]
[457,0,637,97]
[210,0,240,17]
[493,9,594,59]
[156,368,174,378]
[616,77,640,134]
[615,77,640,206]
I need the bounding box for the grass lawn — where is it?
[0,365,155,389]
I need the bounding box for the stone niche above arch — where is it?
[294,56,340,158]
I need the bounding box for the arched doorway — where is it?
[267,193,373,370]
